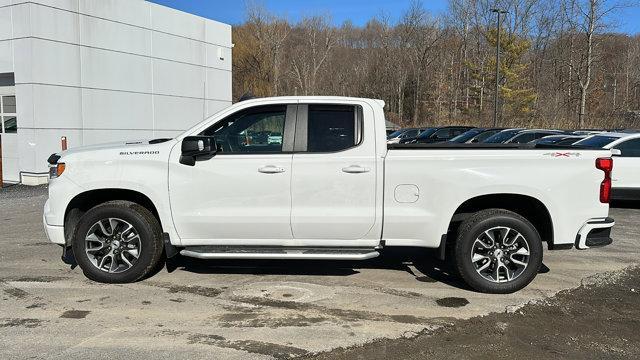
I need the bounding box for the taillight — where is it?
[596,158,613,203]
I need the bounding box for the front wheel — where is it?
[453,209,543,294]
[72,201,164,283]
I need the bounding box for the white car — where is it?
[575,132,640,200]
[44,96,616,293]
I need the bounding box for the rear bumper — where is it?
[575,217,614,250]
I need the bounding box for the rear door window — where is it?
[306,105,361,152]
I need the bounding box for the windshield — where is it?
[483,129,522,143]
[574,135,620,148]
[416,128,438,139]
[535,136,564,145]
[449,129,483,143]
[387,130,404,139]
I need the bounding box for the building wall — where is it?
[0,0,232,182]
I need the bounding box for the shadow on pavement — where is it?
[611,200,640,209]
[161,247,476,291]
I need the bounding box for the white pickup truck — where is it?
[43,96,616,293]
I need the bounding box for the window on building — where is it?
[0,95,17,134]
[2,96,15,113]
[3,117,17,133]
[307,105,361,152]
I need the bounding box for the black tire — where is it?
[72,201,164,283]
[453,209,543,294]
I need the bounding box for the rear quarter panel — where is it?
[382,149,612,248]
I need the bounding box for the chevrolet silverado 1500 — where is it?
[43,97,615,293]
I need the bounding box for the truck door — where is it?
[290,103,378,240]
[169,104,296,243]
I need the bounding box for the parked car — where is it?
[449,128,505,144]
[574,133,640,200]
[504,129,566,144]
[612,129,640,134]
[531,135,586,146]
[44,96,615,294]
[482,128,526,143]
[267,132,283,145]
[387,128,428,144]
[407,126,475,144]
[572,130,606,136]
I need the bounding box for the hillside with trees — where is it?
[232,0,640,129]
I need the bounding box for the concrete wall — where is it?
[0,0,232,182]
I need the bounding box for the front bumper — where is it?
[575,217,615,250]
[43,201,66,245]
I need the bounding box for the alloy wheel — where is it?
[84,218,142,273]
[470,226,530,283]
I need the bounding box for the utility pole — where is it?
[491,8,507,127]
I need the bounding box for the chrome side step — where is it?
[179,246,380,260]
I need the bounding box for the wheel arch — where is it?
[64,188,162,245]
[447,193,554,249]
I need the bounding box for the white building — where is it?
[0,0,232,185]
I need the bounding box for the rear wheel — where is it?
[453,209,543,293]
[72,201,164,283]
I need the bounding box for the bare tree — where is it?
[564,0,626,127]
[289,16,337,95]
[232,1,640,128]
[399,1,442,124]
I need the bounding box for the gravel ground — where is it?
[0,184,47,199]
[1,185,639,359]
[308,266,640,360]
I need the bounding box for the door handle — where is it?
[342,165,370,174]
[258,165,286,174]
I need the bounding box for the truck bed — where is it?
[388,143,597,150]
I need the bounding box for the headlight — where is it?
[49,163,66,179]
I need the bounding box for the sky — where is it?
[147,0,640,34]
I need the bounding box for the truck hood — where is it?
[51,138,175,163]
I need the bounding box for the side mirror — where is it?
[470,138,479,143]
[611,148,622,157]
[180,136,217,166]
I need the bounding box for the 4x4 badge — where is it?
[543,152,581,158]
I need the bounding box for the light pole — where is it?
[491,8,507,127]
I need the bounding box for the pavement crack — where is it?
[229,295,433,325]
[187,333,307,359]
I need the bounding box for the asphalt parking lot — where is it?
[1,185,639,359]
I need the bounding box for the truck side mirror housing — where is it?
[180,136,217,166]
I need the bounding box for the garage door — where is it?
[1,90,18,184]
